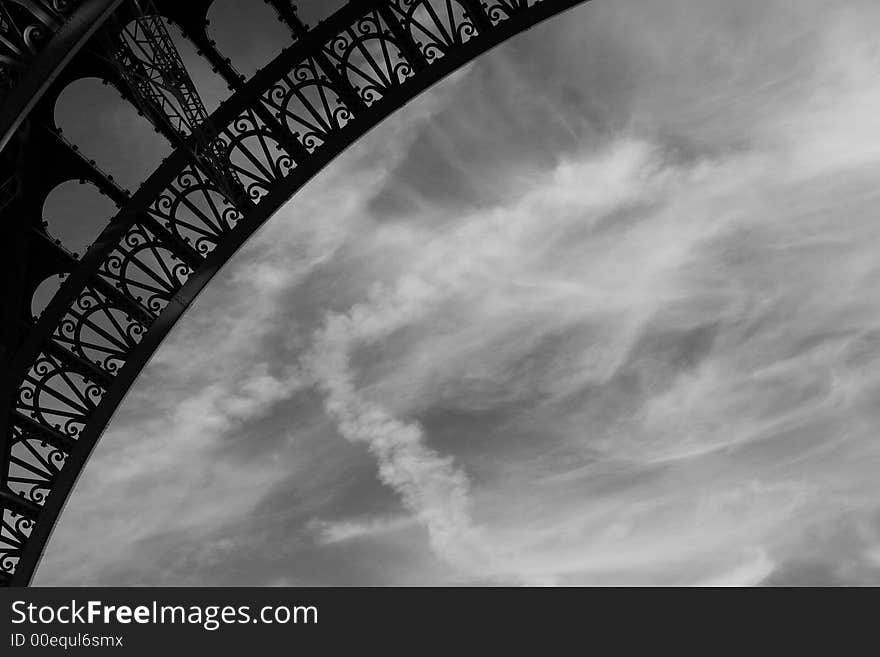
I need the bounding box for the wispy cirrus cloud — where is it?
[35,77,468,585]
[36,0,880,586]
[304,282,488,570]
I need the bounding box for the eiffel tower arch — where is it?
[0,0,590,586]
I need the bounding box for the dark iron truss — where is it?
[0,0,82,96]
[0,0,590,586]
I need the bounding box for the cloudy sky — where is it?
[33,0,880,585]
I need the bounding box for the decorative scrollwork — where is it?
[390,0,477,62]
[7,423,66,506]
[52,285,148,375]
[149,164,243,255]
[97,222,194,313]
[1,0,588,586]
[263,56,353,153]
[15,350,105,439]
[483,0,543,25]
[219,107,296,202]
[0,0,80,96]
[0,508,34,576]
[321,9,414,106]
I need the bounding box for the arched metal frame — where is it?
[0,0,590,586]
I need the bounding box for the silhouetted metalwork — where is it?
[0,0,82,96]
[105,0,244,201]
[0,0,589,586]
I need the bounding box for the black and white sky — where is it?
[33,0,880,585]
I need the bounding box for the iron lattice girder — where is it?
[0,0,591,586]
[111,6,210,136]
[0,0,76,92]
[106,0,244,202]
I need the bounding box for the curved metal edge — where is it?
[0,0,125,156]
[7,0,385,382]
[11,0,592,586]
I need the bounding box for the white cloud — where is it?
[308,515,416,545]
[35,0,880,586]
[35,79,469,585]
[290,8,880,583]
[304,283,489,571]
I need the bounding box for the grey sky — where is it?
[33,0,880,585]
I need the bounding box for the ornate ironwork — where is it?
[106,0,244,202]
[0,0,82,97]
[0,0,591,586]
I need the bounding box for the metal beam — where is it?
[2,0,594,586]
[0,0,124,156]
